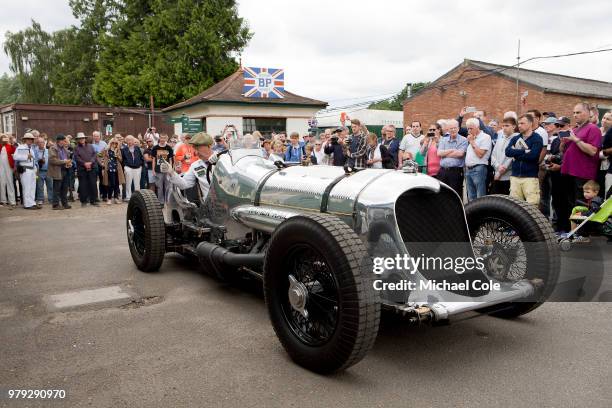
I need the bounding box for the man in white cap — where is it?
[12,132,40,209]
[159,132,215,200]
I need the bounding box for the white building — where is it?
[163,69,327,137]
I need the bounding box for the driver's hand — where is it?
[160,161,173,174]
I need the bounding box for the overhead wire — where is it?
[316,47,612,118]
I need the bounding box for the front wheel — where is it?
[264,213,380,374]
[126,190,166,272]
[465,195,560,318]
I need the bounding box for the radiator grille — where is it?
[395,187,488,297]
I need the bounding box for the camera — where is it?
[330,135,339,144]
[544,154,562,166]
[426,131,435,137]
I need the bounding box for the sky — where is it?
[1,0,611,109]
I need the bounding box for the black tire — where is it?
[126,190,166,272]
[465,195,560,318]
[264,213,380,374]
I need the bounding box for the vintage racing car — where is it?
[126,138,559,373]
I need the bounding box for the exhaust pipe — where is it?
[196,242,264,278]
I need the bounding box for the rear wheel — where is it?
[465,195,559,318]
[264,213,380,374]
[126,190,166,272]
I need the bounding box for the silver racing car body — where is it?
[128,144,558,373]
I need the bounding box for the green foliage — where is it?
[0,73,21,104]
[2,0,251,107]
[4,21,57,103]
[369,82,431,111]
[94,0,251,107]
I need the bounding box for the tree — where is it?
[369,82,431,111]
[0,73,21,104]
[4,21,57,104]
[55,0,118,104]
[93,0,252,107]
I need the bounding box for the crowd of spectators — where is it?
[1,102,611,242]
[0,129,188,210]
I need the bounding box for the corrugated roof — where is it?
[163,69,327,112]
[467,59,612,99]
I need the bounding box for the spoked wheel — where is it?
[126,190,166,272]
[471,218,528,283]
[465,195,560,318]
[264,214,380,374]
[283,245,339,346]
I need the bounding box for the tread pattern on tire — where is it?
[127,190,166,272]
[264,213,380,373]
[465,195,560,317]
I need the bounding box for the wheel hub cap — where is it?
[288,275,308,318]
[127,219,135,241]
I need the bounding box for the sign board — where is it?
[170,116,203,133]
[243,67,285,98]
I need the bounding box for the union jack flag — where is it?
[243,67,285,98]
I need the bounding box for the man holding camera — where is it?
[144,127,159,144]
[324,128,347,166]
[559,103,602,229]
[347,119,368,168]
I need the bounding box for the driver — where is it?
[159,132,217,199]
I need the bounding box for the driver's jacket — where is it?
[167,158,210,199]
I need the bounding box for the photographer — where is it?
[324,128,347,166]
[144,127,159,144]
[419,124,442,177]
[347,119,368,168]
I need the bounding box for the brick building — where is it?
[403,59,612,128]
[0,103,173,140]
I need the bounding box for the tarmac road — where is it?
[0,204,611,408]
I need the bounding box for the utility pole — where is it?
[516,39,521,114]
[150,94,154,128]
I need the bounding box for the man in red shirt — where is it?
[559,102,602,232]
